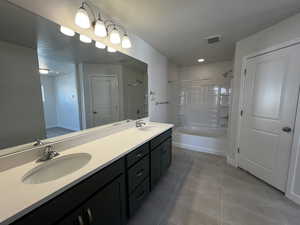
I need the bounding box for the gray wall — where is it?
[0,40,46,149]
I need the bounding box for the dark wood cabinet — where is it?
[150,145,162,189]
[10,129,172,225]
[161,138,172,175]
[150,130,172,190]
[56,175,126,225]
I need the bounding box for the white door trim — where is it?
[235,38,300,204]
[286,86,300,205]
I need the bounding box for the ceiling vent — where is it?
[205,35,222,44]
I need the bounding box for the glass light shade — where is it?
[107,46,117,53]
[60,26,75,37]
[95,41,106,49]
[121,35,132,48]
[75,7,90,29]
[109,28,121,44]
[94,19,107,37]
[39,69,49,74]
[79,34,92,43]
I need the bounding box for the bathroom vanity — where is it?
[0,123,173,225]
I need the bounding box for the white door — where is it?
[239,44,300,191]
[89,76,119,127]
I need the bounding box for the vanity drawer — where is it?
[126,143,149,168]
[129,178,150,216]
[150,129,172,150]
[127,156,149,193]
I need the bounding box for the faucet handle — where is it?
[33,139,43,146]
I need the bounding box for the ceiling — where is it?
[91,0,300,66]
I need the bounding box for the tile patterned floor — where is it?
[128,147,300,225]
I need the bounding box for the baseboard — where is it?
[226,156,237,167]
[173,142,226,156]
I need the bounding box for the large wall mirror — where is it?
[0,1,148,151]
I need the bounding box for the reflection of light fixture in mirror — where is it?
[60,26,75,36]
[109,27,121,44]
[107,46,117,53]
[79,34,92,43]
[95,41,106,49]
[94,17,107,37]
[75,3,90,29]
[39,69,49,74]
[122,34,132,48]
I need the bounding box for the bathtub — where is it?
[173,126,228,156]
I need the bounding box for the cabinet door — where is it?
[150,145,162,189]
[55,208,85,225]
[161,138,172,175]
[56,175,126,225]
[82,175,126,225]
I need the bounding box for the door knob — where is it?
[282,127,292,133]
[93,111,97,114]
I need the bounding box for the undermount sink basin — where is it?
[138,125,157,131]
[22,153,91,184]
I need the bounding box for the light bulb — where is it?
[79,34,92,43]
[39,69,49,74]
[60,26,75,36]
[75,6,90,29]
[121,35,132,48]
[109,28,121,44]
[197,58,205,63]
[107,46,117,53]
[94,19,107,37]
[95,41,106,49]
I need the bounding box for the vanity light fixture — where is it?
[39,68,49,74]
[75,2,91,29]
[95,41,106,49]
[121,34,132,49]
[107,46,117,53]
[60,26,75,37]
[94,14,107,37]
[79,34,92,43]
[109,26,121,44]
[74,1,132,48]
[198,58,205,63]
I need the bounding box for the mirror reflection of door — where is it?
[89,76,119,127]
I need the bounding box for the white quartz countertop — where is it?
[0,122,173,225]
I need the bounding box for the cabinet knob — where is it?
[136,169,144,177]
[77,215,84,225]
[86,208,93,224]
[136,153,143,158]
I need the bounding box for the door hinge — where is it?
[237,148,240,153]
[240,110,244,117]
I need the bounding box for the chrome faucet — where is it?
[39,145,60,162]
[136,120,146,128]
